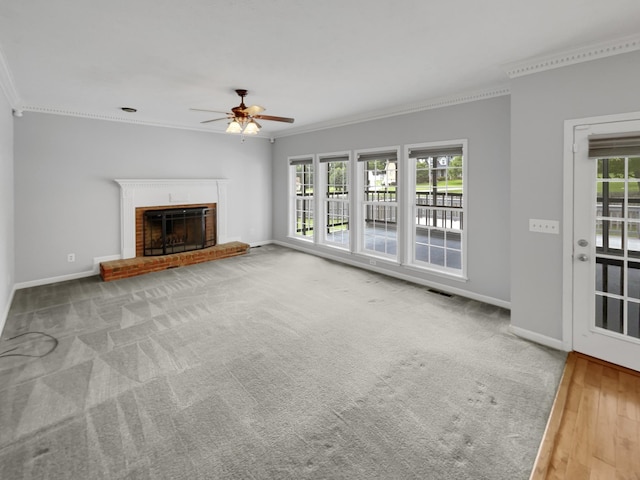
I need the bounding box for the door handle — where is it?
[576,253,589,262]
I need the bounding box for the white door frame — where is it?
[562,110,640,353]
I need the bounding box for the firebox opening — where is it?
[143,207,216,256]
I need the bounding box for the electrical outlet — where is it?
[529,219,560,234]
[67,253,76,262]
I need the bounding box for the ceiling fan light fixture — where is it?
[243,120,260,135]
[192,89,293,133]
[226,120,242,133]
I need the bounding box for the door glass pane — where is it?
[598,158,625,179]
[593,156,640,339]
[628,301,640,339]
[598,181,624,218]
[595,295,623,333]
[596,219,604,248]
[627,221,640,258]
[598,218,623,253]
[628,261,640,300]
[628,157,640,181]
[595,258,623,296]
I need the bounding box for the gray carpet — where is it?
[0,245,566,479]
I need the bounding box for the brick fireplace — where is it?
[99,179,249,281]
[136,203,216,257]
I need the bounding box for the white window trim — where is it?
[288,154,315,242]
[354,146,402,262]
[404,140,468,280]
[318,151,351,250]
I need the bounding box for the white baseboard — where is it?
[272,240,511,310]
[14,270,97,290]
[249,240,275,248]
[509,325,570,351]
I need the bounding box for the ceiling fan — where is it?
[191,89,294,134]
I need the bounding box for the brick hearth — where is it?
[100,241,250,281]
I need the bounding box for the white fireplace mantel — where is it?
[115,179,228,259]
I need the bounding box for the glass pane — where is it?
[416,207,429,226]
[595,258,623,296]
[430,229,445,247]
[595,295,623,333]
[447,168,462,183]
[598,157,625,179]
[416,159,431,194]
[445,193,463,209]
[445,231,461,250]
[597,180,624,218]
[446,250,461,270]
[628,301,640,339]
[363,207,397,256]
[295,197,313,237]
[628,261,640,299]
[627,221,640,258]
[325,199,349,247]
[415,243,428,263]
[327,161,348,195]
[364,160,397,195]
[628,157,640,179]
[598,218,623,253]
[596,219,604,248]
[430,247,445,266]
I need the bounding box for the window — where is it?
[320,154,350,248]
[289,156,314,239]
[408,142,465,275]
[357,149,399,259]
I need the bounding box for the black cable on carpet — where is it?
[0,331,59,358]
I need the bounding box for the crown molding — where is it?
[274,84,511,138]
[0,46,20,108]
[16,84,511,140]
[19,106,226,133]
[17,105,278,139]
[505,33,640,79]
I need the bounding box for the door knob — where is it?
[577,253,589,262]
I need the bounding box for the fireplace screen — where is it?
[143,207,216,256]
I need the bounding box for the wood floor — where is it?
[531,352,640,479]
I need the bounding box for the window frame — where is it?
[405,140,468,279]
[355,146,401,262]
[288,154,316,242]
[318,151,351,250]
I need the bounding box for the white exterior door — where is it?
[573,119,640,372]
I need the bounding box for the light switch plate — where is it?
[529,219,560,234]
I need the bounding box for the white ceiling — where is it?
[1,0,640,137]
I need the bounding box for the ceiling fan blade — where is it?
[200,117,228,124]
[254,114,295,123]
[190,108,230,115]
[244,105,265,116]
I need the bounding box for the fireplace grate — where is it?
[143,207,215,256]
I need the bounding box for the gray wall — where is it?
[272,96,511,304]
[14,113,273,283]
[0,93,14,327]
[510,50,640,341]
